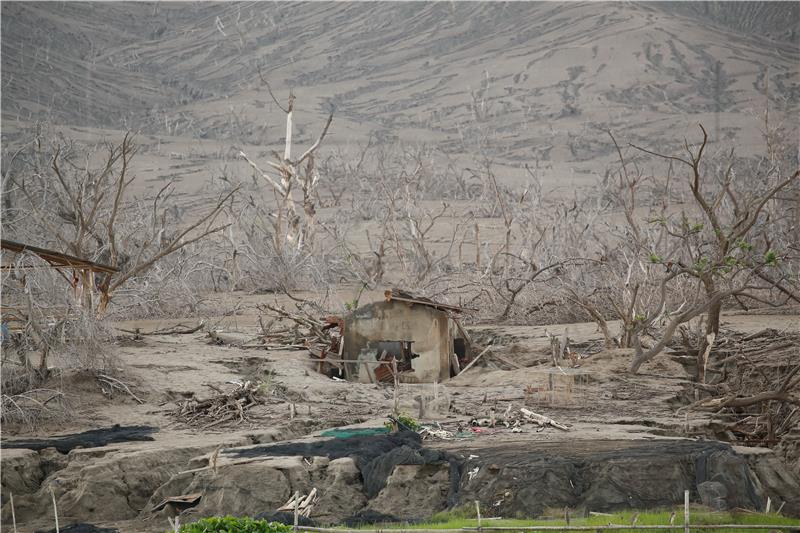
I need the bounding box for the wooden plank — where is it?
[1,239,118,273]
[460,346,492,374]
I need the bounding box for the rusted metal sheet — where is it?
[384,288,474,314]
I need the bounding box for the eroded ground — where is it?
[2,303,799,532]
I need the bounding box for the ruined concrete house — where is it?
[340,290,470,383]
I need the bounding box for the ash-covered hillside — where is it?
[2,1,798,168]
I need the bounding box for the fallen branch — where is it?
[96,374,144,404]
[520,407,569,431]
[115,322,204,336]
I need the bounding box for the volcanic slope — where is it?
[2,2,798,188]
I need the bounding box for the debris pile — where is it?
[673,328,800,449]
[174,380,264,429]
[419,407,570,440]
[277,488,319,518]
[256,303,346,376]
[257,303,337,348]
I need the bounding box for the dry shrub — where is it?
[1,253,115,427]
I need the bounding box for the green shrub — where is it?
[176,516,295,533]
[385,413,420,431]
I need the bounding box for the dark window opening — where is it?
[370,340,418,382]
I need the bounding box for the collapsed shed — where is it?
[338,290,471,383]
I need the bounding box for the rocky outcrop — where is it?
[368,463,451,519]
[143,433,800,524]
[147,455,369,522]
[0,426,308,526]
[454,439,800,517]
[4,433,799,529]
[2,444,209,524]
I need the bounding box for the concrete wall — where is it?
[343,300,451,383]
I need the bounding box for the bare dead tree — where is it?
[5,129,238,315]
[629,124,799,376]
[240,83,333,254]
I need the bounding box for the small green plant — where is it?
[176,516,294,533]
[693,256,710,273]
[764,249,778,266]
[719,255,738,273]
[344,283,368,312]
[385,413,421,431]
[648,253,662,264]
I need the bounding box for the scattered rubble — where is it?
[416,407,569,441]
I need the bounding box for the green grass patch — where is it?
[172,509,800,533]
[349,507,800,532]
[174,516,294,533]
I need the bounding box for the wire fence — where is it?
[298,524,800,532]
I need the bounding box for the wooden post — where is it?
[293,490,300,532]
[10,492,17,533]
[50,486,59,533]
[392,358,399,414]
[766,496,772,514]
[475,500,482,532]
[284,94,294,161]
[474,223,481,269]
[684,489,690,533]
